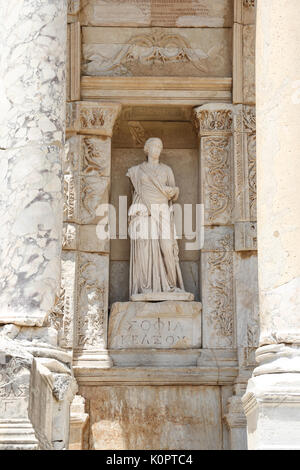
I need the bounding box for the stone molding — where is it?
[81,76,232,105]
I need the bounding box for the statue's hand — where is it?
[165,186,179,201]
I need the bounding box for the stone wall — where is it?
[64,0,258,451]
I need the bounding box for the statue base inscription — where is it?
[108,301,202,349]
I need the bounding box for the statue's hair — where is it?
[144,137,163,156]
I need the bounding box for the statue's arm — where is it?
[166,167,179,201]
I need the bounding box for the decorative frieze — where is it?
[82,26,232,78]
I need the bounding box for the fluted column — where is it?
[0,0,68,326]
[243,0,300,450]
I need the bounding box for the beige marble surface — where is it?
[79,384,222,450]
[109,301,201,349]
[80,0,233,28]
[82,26,232,77]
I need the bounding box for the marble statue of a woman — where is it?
[126,137,194,302]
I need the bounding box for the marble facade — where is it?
[0,0,299,451]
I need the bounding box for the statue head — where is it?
[144,137,163,161]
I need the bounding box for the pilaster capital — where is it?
[66,102,122,137]
[68,0,80,15]
[193,104,234,137]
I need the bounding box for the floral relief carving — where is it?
[48,287,65,331]
[80,108,106,129]
[77,260,106,349]
[248,133,257,219]
[203,137,232,224]
[207,250,233,339]
[81,137,110,176]
[247,318,259,347]
[194,109,233,135]
[243,26,255,103]
[243,106,256,133]
[80,176,109,223]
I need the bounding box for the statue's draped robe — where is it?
[127,162,185,296]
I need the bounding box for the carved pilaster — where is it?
[194,105,235,349]
[64,102,121,369]
[194,104,234,226]
[233,105,256,225]
[201,227,234,349]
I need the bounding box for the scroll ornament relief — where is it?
[243,106,256,133]
[203,137,232,224]
[243,25,255,103]
[81,136,111,177]
[83,29,220,76]
[47,282,74,350]
[48,287,65,332]
[247,317,259,347]
[82,137,103,174]
[207,244,234,340]
[248,133,257,219]
[76,259,106,350]
[80,176,109,223]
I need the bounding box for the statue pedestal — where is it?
[108,301,202,349]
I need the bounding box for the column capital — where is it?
[67,101,122,137]
[193,103,234,137]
